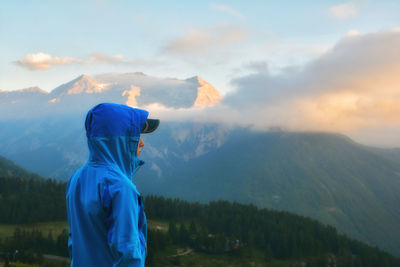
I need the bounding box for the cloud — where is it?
[330,2,358,19]
[122,85,141,107]
[89,52,162,66]
[16,52,162,71]
[162,24,247,56]
[138,102,239,129]
[210,3,244,19]
[15,52,81,70]
[221,30,400,145]
[243,61,269,72]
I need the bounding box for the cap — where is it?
[141,119,160,134]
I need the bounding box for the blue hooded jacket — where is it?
[66,103,148,267]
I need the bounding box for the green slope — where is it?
[0,155,42,179]
[153,131,400,257]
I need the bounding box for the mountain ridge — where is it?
[0,73,223,120]
[50,74,108,97]
[0,154,42,179]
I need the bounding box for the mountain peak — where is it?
[192,76,223,107]
[50,74,109,97]
[185,76,200,83]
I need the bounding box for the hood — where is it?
[85,103,148,178]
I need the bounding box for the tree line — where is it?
[0,176,66,224]
[144,196,400,266]
[0,176,399,266]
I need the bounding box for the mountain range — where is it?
[1,73,400,257]
[0,73,222,119]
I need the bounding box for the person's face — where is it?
[137,137,145,156]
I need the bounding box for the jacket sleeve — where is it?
[105,180,145,267]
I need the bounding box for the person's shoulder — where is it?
[103,168,129,184]
[103,169,140,196]
[66,164,87,196]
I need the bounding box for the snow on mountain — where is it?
[50,74,109,98]
[191,76,222,107]
[94,72,222,108]
[0,73,222,120]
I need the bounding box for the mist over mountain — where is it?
[1,73,400,257]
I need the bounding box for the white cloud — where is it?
[162,24,247,56]
[89,52,162,66]
[210,3,244,19]
[16,52,162,71]
[122,85,141,107]
[330,2,358,19]
[15,52,81,70]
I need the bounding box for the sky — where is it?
[1,0,400,147]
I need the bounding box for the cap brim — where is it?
[141,119,160,134]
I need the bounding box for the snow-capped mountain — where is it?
[0,73,222,120]
[94,72,222,108]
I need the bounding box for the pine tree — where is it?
[168,221,178,244]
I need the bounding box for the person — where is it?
[66,103,160,266]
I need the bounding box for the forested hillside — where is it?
[0,156,41,179]
[0,176,66,224]
[0,175,399,266]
